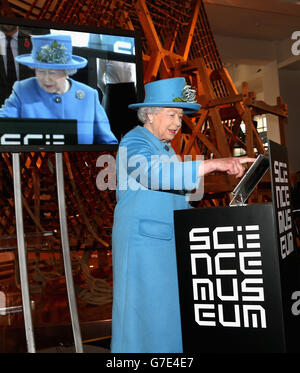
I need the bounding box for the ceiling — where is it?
[5,0,300,69]
[5,0,300,44]
[202,0,300,73]
[5,0,300,42]
[204,0,300,42]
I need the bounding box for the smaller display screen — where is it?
[230,154,270,206]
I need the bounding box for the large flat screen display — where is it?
[0,16,144,152]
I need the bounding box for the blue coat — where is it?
[0,77,118,144]
[111,126,201,353]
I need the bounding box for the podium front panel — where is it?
[268,140,300,352]
[174,203,286,353]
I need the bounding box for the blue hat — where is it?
[15,34,87,70]
[129,77,200,114]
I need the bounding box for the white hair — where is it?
[137,106,163,123]
[65,68,78,76]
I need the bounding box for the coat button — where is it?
[54,96,61,103]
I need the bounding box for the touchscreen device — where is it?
[229,154,270,206]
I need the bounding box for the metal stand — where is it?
[12,152,83,353]
[55,153,83,353]
[12,153,36,353]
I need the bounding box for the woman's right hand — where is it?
[201,157,256,178]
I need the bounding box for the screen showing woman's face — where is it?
[35,68,67,94]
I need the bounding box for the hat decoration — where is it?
[36,40,70,64]
[173,84,197,104]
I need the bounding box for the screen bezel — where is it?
[0,15,144,152]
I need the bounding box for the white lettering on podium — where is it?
[189,224,267,328]
[273,161,294,259]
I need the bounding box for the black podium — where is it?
[174,141,300,353]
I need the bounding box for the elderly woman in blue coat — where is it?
[0,33,118,145]
[111,77,254,353]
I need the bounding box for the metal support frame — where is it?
[55,152,83,353]
[12,153,36,353]
[12,152,83,353]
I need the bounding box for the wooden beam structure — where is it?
[0,0,288,249]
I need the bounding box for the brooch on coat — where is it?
[76,90,85,99]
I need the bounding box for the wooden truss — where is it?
[135,0,288,196]
[0,0,288,240]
